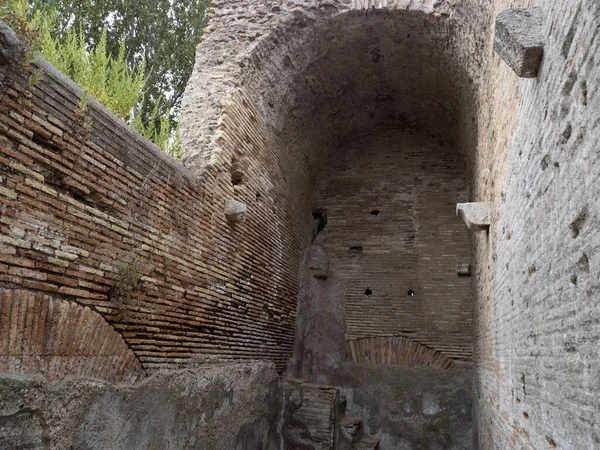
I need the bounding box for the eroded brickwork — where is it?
[0,57,301,373]
[182,0,600,448]
[1,0,598,447]
[472,1,600,448]
[0,290,143,383]
[314,131,472,362]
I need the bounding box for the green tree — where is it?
[31,0,210,133]
[1,0,205,159]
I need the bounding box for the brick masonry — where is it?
[0,289,143,383]
[0,0,598,448]
[315,130,472,363]
[181,0,599,448]
[0,55,301,374]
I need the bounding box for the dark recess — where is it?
[312,209,327,241]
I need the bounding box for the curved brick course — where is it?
[0,290,144,383]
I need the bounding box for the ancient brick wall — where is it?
[181,0,490,371]
[1,0,599,447]
[0,289,144,383]
[315,130,472,363]
[182,0,600,448]
[471,0,600,448]
[0,54,302,374]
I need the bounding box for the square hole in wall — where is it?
[349,246,363,258]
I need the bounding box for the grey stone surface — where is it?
[290,246,346,385]
[493,7,545,78]
[308,244,330,279]
[0,23,25,66]
[475,1,600,448]
[331,364,473,450]
[282,379,338,450]
[224,199,248,223]
[0,362,281,450]
[456,202,491,231]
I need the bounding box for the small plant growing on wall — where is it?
[110,260,143,319]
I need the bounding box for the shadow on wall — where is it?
[332,364,473,450]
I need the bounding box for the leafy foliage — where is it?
[30,0,210,140]
[1,0,203,159]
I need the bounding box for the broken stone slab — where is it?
[308,244,330,279]
[0,23,26,66]
[224,199,247,223]
[456,263,472,277]
[456,202,491,231]
[494,7,545,78]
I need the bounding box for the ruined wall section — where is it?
[0,290,144,384]
[180,0,495,375]
[0,52,298,373]
[315,131,473,363]
[0,362,281,450]
[471,0,600,448]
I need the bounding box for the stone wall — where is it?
[333,364,473,450]
[1,0,599,447]
[181,0,600,448]
[0,361,281,450]
[472,0,600,448]
[0,45,301,374]
[315,130,472,363]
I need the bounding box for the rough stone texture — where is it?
[0,290,144,384]
[0,23,24,66]
[181,1,600,448]
[1,0,599,447]
[224,199,248,222]
[473,1,600,448]
[332,364,473,450]
[283,378,338,450]
[0,361,281,450]
[290,247,346,385]
[456,202,491,231]
[493,7,545,78]
[308,244,330,279]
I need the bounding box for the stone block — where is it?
[456,202,491,231]
[494,7,544,78]
[224,199,247,223]
[457,263,472,277]
[0,23,25,66]
[308,244,329,279]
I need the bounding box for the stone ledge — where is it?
[456,202,491,231]
[494,7,544,78]
[224,199,248,222]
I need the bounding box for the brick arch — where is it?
[0,290,144,384]
[346,335,456,370]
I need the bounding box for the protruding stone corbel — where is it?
[494,7,544,78]
[308,244,329,279]
[456,263,472,277]
[224,199,247,223]
[457,202,491,231]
